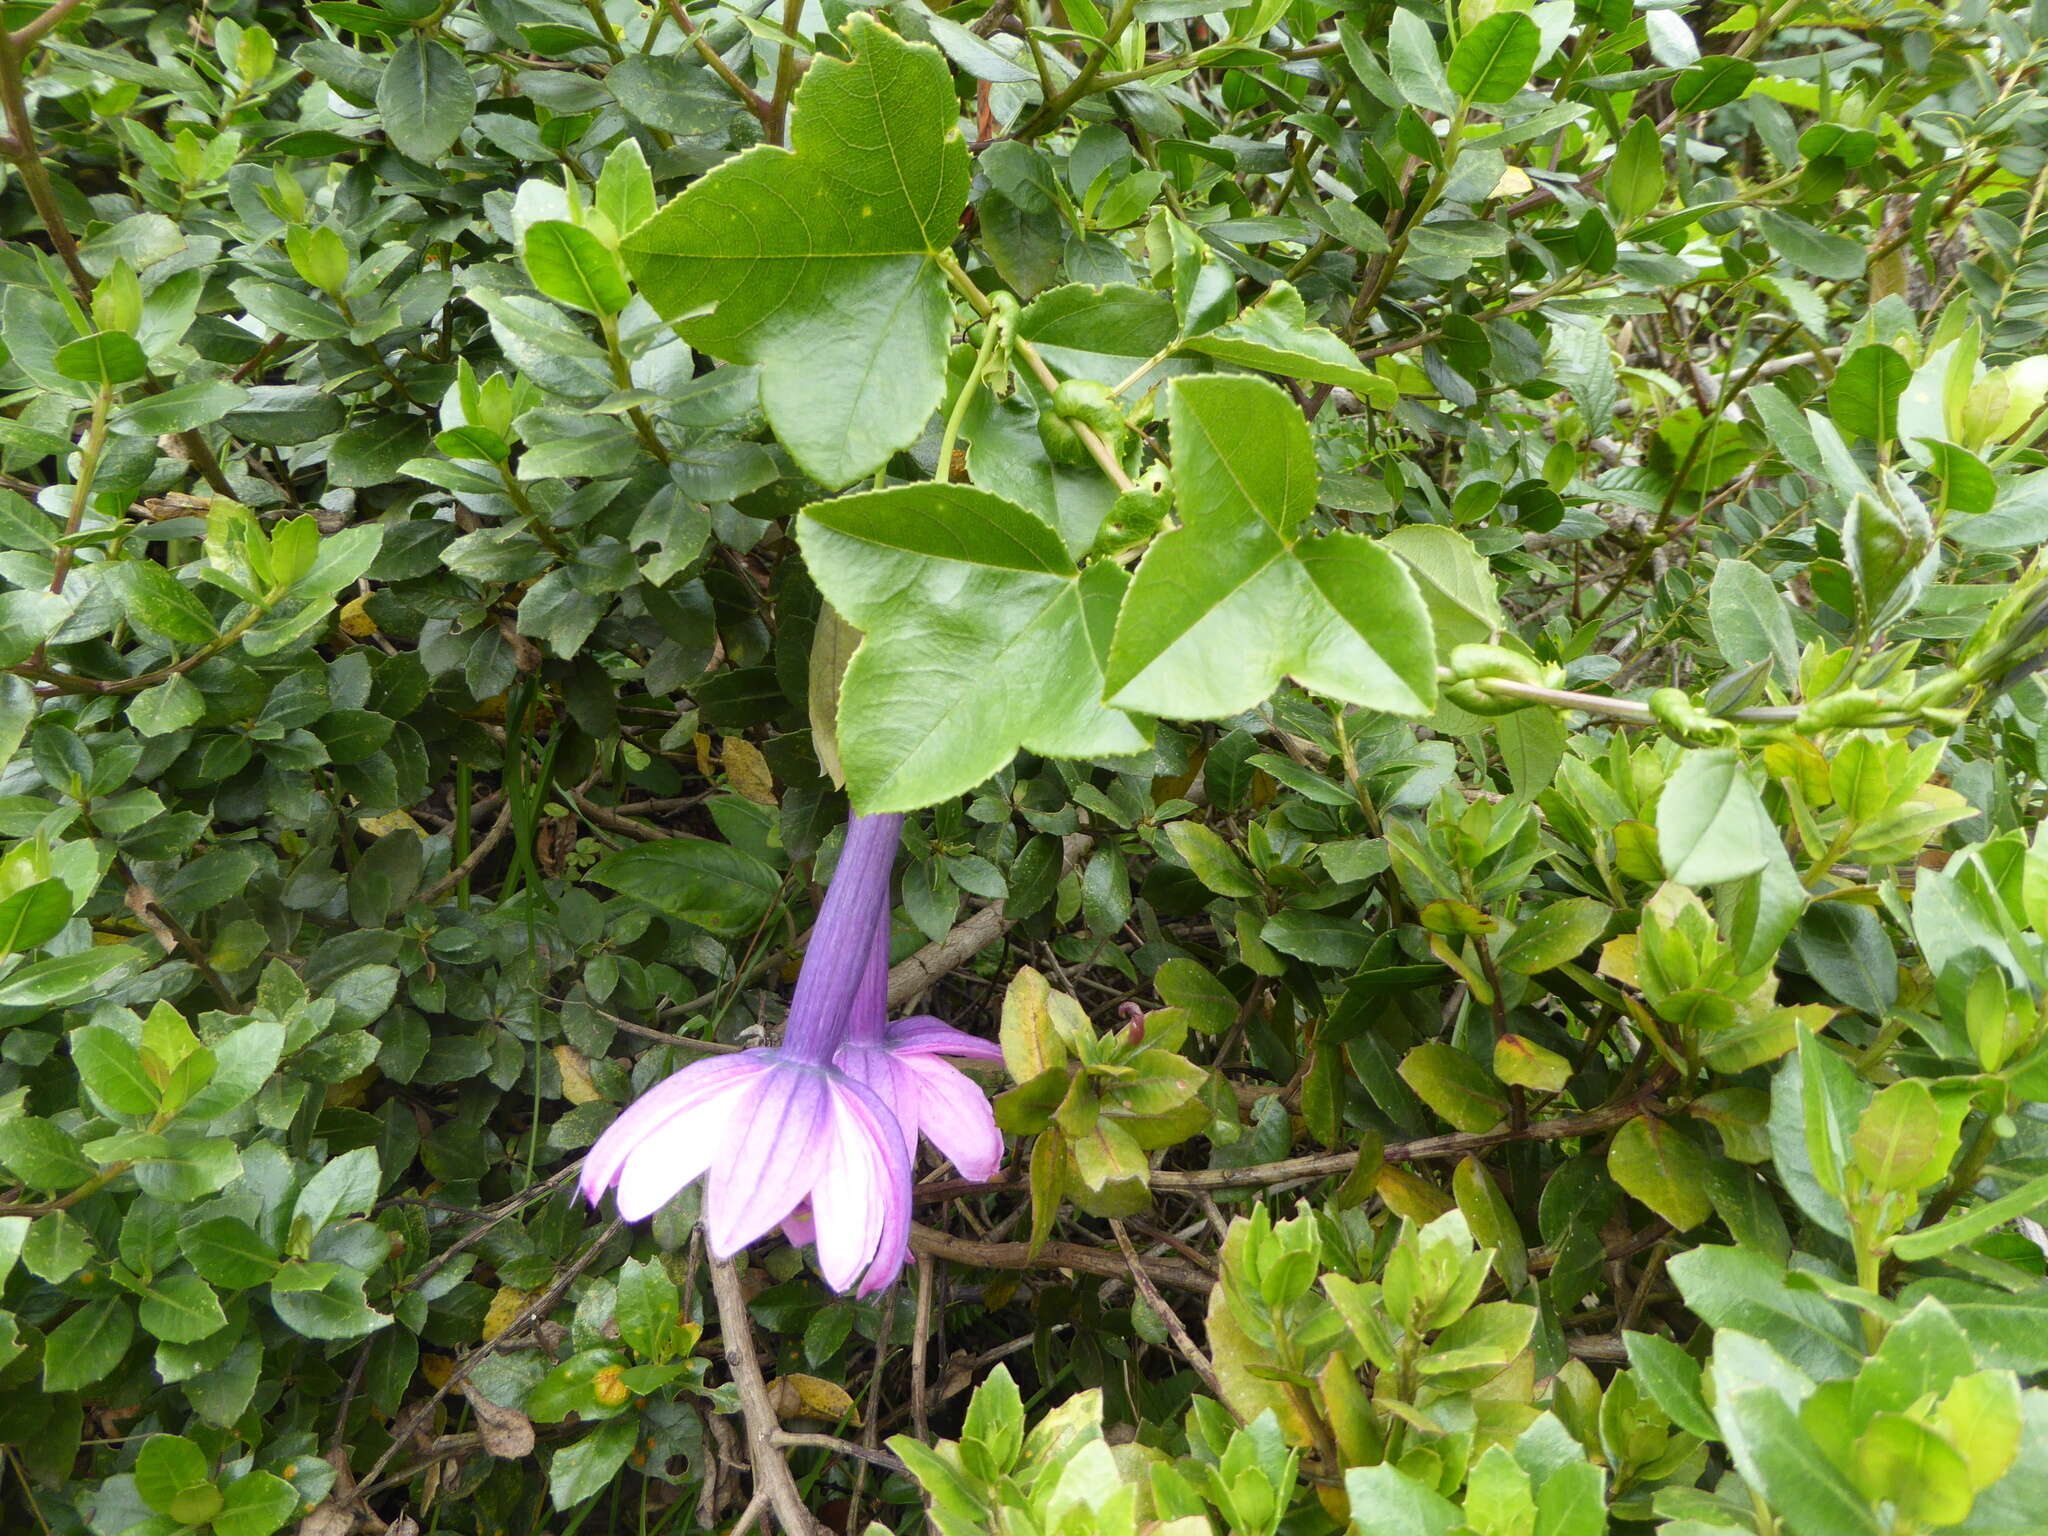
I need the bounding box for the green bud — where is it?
[1051,377,1128,439]
[1444,680,1533,716]
[1037,409,1089,465]
[1090,464,1171,558]
[1448,642,1544,686]
[1648,687,1736,745]
[1793,688,1898,734]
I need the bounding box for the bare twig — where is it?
[419,805,514,905]
[355,1218,623,1499]
[909,1222,1214,1293]
[1110,1219,1226,1402]
[887,834,1091,1008]
[711,1257,823,1536]
[769,1431,906,1475]
[911,1258,935,1443]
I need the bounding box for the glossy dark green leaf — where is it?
[585,839,782,936]
[377,37,473,162]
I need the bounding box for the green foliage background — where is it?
[0,0,2045,1533]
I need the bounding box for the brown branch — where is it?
[912,1101,1652,1207]
[711,1257,824,1536]
[570,788,676,842]
[768,1431,905,1475]
[419,804,513,904]
[1110,1218,1227,1400]
[909,1222,1215,1294]
[886,833,1090,1009]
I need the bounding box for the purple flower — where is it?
[833,912,1005,1182]
[582,814,915,1295]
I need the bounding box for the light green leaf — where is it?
[109,380,248,436]
[1346,1460,1462,1536]
[292,1145,380,1234]
[0,947,147,1011]
[1657,748,1778,887]
[211,1471,300,1536]
[523,221,631,317]
[1386,7,1457,117]
[1893,1171,2048,1262]
[1668,1245,1862,1378]
[135,1433,217,1520]
[1398,1042,1508,1133]
[139,1272,228,1344]
[1608,1115,1713,1230]
[73,1023,159,1118]
[129,675,204,737]
[548,1417,637,1511]
[1381,524,1503,658]
[1830,343,1910,443]
[1105,376,1436,720]
[1708,558,1798,688]
[1165,821,1259,898]
[621,18,970,488]
[1608,116,1666,224]
[1447,12,1539,104]
[43,1297,134,1391]
[1756,209,1866,282]
[54,330,148,387]
[797,482,1151,811]
[1182,282,1396,401]
[1718,1387,1883,1536]
[1623,1330,1719,1440]
[1496,898,1610,975]
[0,589,76,667]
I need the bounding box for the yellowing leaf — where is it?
[1608,1115,1713,1230]
[721,736,777,806]
[1376,1164,1454,1224]
[766,1372,859,1425]
[552,1045,600,1106]
[1490,165,1534,200]
[339,593,378,637]
[1599,934,1642,989]
[482,1287,534,1342]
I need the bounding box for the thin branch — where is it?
[1110,1218,1227,1401]
[711,1256,823,1536]
[419,804,514,905]
[909,1222,1214,1293]
[770,1431,905,1475]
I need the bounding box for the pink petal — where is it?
[704,1066,830,1258]
[809,1090,891,1292]
[826,1078,913,1294]
[613,1076,752,1221]
[834,1045,919,1160]
[581,1053,768,1206]
[884,1016,1004,1061]
[901,1055,1005,1181]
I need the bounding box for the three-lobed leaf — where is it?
[621,18,970,488]
[797,482,1152,811]
[1104,375,1437,720]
